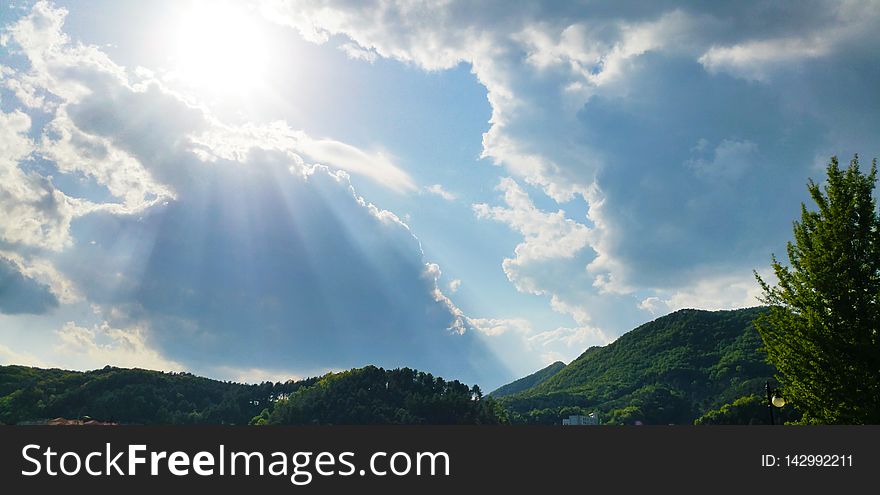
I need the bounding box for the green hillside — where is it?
[0,364,506,425]
[259,365,506,425]
[0,365,310,425]
[489,361,566,397]
[500,307,781,424]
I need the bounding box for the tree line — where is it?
[0,364,506,425]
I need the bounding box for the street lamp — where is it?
[765,380,785,425]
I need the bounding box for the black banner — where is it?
[0,426,875,492]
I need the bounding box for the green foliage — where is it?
[265,366,506,425]
[500,308,776,424]
[695,394,802,425]
[694,395,764,425]
[602,385,692,425]
[0,365,311,425]
[489,361,566,397]
[755,156,880,424]
[0,364,505,425]
[249,408,272,426]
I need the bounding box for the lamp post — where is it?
[765,380,786,425]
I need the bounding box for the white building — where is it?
[562,412,599,425]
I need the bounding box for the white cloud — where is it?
[339,41,377,62]
[423,262,603,371]
[423,262,468,334]
[0,108,86,251]
[258,0,483,71]
[549,294,590,326]
[638,270,770,316]
[468,315,606,371]
[592,10,696,87]
[518,10,697,92]
[527,325,609,352]
[470,177,618,346]
[447,278,461,293]
[637,296,664,315]
[473,177,591,295]
[424,183,457,201]
[299,136,415,192]
[55,320,184,371]
[0,65,47,109]
[699,37,830,82]
[0,2,175,256]
[479,130,591,204]
[516,23,604,73]
[190,121,416,193]
[3,1,127,103]
[40,109,175,210]
[698,3,880,81]
[0,250,80,304]
[0,343,45,367]
[210,365,333,384]
[663,273,765,312]
[469,317,532,337]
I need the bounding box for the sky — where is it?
[0,0,878,390]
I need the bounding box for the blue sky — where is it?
[0,0,878,390]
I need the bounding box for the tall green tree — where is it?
[755,155,880,424]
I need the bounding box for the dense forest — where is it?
[694,394,800,425]
[0,364,506,425]
[498,307,798,424]
[489,361,565,398]
[0,365,311,425]
[255,366,506,425]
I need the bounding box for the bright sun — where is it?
[172,2,270,95]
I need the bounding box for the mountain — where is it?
[0,364,505,425]
[489,361,566,397]
[499,307,779,424]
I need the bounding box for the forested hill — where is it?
[500,307,777,424]
[0,365,311,425]
[0,364,506,425]
[489,361,566,397]
[257,366,506,425]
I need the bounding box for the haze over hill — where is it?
[489,361,566,398]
